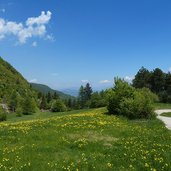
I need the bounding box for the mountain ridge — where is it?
[30,83,75,99]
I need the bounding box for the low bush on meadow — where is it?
[51,99,67,112]
[107,78,156,119]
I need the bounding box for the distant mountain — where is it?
[0,57,36,103]
[61,89,79,97]
[30,83,74,99]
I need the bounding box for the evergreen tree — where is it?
[79,85,86,108]
[47,92,52,103]
[53,92,59,100]
[151,68,165,93]
[133,67,151,89]
[40,95,47,110]
[67,98,72,108]
[9,91,18,112]
[22,97,37,115]
[84,83,93,101]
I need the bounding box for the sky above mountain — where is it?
[0,0,171,90]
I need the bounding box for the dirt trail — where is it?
[156,109,171,130]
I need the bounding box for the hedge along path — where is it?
[156,109,171,130]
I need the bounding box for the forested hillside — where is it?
[30,83,74,99]
[0,57,36,103]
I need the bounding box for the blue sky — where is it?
[0,0,171,90]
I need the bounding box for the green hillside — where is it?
[0,57,36,103]
[30,83,74,99]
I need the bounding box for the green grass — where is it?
[1,108,171,171]
[161,112,171,117]
[154,103,171,110]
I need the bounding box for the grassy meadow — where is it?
[0,107,171,171]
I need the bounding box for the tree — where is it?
[151,68,165,94]
[84,83,93,101]
[133,67,151,89]
[53,92,59,100]
[51,99,67,112]
[67,98,72,108]
[46,92,52,103]
[78,85,86,108]
[0,106,7,121]
[22,97,37,115]
[9,91,19,112]
[107,78,155,119]
[40,95,47,110]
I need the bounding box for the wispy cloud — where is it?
[32,41,37,47]
[0,11,52,44]
[124,76,134,82]
[99,80,111,84]
[81,80,89,83]
[51,73,59,76]
[29,78,38,83]
[0,8,5,13]
[168,67,171,72]
[46,34,55,41]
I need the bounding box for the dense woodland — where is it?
[133,67,171,103]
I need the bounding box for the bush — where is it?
[22,97,37,115]
[51,100,67,112]
[107,78,134,115]
[16,106,23,117]
[107,78,156,119]
[0,106,7,121]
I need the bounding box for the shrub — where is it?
[0,106,7,121]
[107,78,156,119]
[22,97,37,115]
[51,100,67,112]
[120,90,155,119]
[107,78,134,115]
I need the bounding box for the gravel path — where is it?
[156,109,171,130]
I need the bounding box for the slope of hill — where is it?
[30,83,74,99]
[0,57,36,103]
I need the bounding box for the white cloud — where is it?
[0,9,5,13]
[30,78,38,83]
[0,11,52,44]
[124,76,134,82]
[99,80,111,84]
[46,34,55,41]
[32,41,37,47]
[168,67,171,72]
[81,80,89,83]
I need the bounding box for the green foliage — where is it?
[0,106,7,121]
[78,83,93,108]
[133,67,151,89]
[51,99,67,112]
[120,89,155,119]
[0,57,37,105]
[133,67,171,103]
[107,78,155,119]
[22,97,37,115]
[107,78,135,115]
[40,95,47,110]
[89,91,107,108]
